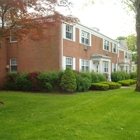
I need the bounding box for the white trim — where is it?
[62,56,66,70]
[73,58,76,70]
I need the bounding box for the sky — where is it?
[70,0,136,39]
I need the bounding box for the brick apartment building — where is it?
[0,21,136,86]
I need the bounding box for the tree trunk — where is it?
[135,0,140,91]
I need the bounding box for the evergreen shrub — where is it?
[90,83,109,90]
[60,68,77,93]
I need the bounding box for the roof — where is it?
[119,40,128,50]
[91,53,111,59]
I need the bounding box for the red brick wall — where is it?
[7,24,62,73]
[0,39,8,86]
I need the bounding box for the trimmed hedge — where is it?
[117,79,136,86]
[111,71,130,82]
[90,83,109,91]
[100,82,121,89]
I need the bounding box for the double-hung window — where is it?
[112,43,116,53]
[10,58,17,72]
[81,59,89,71]
[112,63,116,72]
[10,29,18,43]
[81,31,89,45]
[66,57,73,69]
[66,25,73,40]
[104,40,109,51]
[104,62,108,73]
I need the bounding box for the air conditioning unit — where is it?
[84,46,89,51]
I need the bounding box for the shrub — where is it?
[16,73,32,91]
[60,68,77,93]
[1,82,17,90]
[100,82,121,89]
[91,72,106,83]
[111,71,130,82]
[38,71,63,92]
[130,72,137,79]
[117,80,130,86]
[90,83,109,91]
[28,71,40,91]
[74,72,91,92]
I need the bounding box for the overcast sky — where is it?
[71,0,135,39]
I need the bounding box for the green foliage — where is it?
[116,36,126,40]
[118,81,130,86]
[60,68,77,93]
[130,72,137,79]
[38,71,63,92]
[91,72,107,83]
[111,71,130,82]
[15,73,32,91]
[126,34,136,51]
[74,72,91,92]
[90,83,109,91]
[100,82,121,89]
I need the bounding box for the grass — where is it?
[0,85,140,140]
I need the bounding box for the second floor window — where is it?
[112,43,117,53]
[104,40,109,51]
[81,31,89,45]
[66,57,73,69]
[66,25,73,40]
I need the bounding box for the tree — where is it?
[83,0,140,91]
[117,36,126,40]
[0,0,79,41]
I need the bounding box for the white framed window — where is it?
[81,31,89,45]
[10,58,17,72]
[66,25,73,40]
[104,40,109,51]
[10,29,18,43]
[81,59,89,71]
[66,57,73,69]
[112,63,116,72]
[112,43,117,53]
[104,62,108,73]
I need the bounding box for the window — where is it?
[81,31,89,45]
[104,62,108,73]
[112,63,116,72]
[66,57,73,69]
[104,40,109,51]
[81,59,89,71]
[10,58,17,72]
[112,43,116,53]
[66,25,73,40]
[10,29,18,43]
[125,52,127,59]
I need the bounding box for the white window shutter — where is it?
[62,24,66,39]
[79,29,81,44]
[79,59,82,71]
[89,33,91,46]
[73,26,76,42]
[62,56,66,70]
[73,58,76,70]
[89,60,92,72]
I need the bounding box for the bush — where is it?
[111,71,130,82]
[90,83,109,91]
[117,80,130,86]
[16,73,32,91]
[60,68,77,93]
[38,71,63,92]
[100,82,121,89]
[130,72,137,79]
[91,72,107,83]
[74,72,91,92]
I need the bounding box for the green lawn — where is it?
[0,86,140,140]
